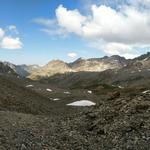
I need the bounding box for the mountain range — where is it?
[0,52,150,149]
[35,52,150,89]
[2,62,40,77]
[29,55,129,79]
[1,52,150,80]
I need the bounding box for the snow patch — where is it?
[67,100,96,106]
[118,86,124,89]
[144,58,148,61]
[53,98,60,101]
[49,98,60,101]
[46,88,52,92]
[64,91,71,95]
[87,90,92,94]
[142,90,150,94]
[26,85,34,88]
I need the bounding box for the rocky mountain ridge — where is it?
[0,62,16,75]
[39,52,150,89]
[2,62,40,77]
[28,52,150,80]
[0,52,150,149]
[69,55,127,72]
[28,55,128,79]
[1,52,150,79]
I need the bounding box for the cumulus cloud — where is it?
[54,3,150,57]
[90,41,139,58]
[55,4,150,44]
[56,5,86,35]
[34,0,150,58]
[81,5,150,44]
[1,36,22,49]
[0,26,22,49]
[68,52,77,58]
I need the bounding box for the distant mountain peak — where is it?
[1,52,150,79]
[68,55,128,73]
[134,52,150,61]
[0,62,16,75]
[45,60,68,68]
[110,55,125,59]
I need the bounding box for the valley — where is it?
[2,0,150,149]
[0,53,150,149]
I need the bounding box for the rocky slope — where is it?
[29,55,128,79]
[55,91,150,150]
[29,60,74,79]
[3,62,40,77]
[0,80,149,149]
[2,53,150,79]
[127,52,150,70]
[38,52,150,89]
[0,62,16,75]
[0,52,150,149]
[69,55,127,72]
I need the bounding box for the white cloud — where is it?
[68,52,77,58]
[33,1,150,58]
[55,5,150,44]
[122,53,139,59]
[103,43,133,55]
[0,28,5,38]
[52,4,150,57]
[101,42,139,59]
[0,26,22,50]
[56,5,86,35]
[0,36,22,49]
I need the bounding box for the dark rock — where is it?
[109,91,120,100]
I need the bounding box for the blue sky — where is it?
[0,0,87,65]
[0,0,149,65]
